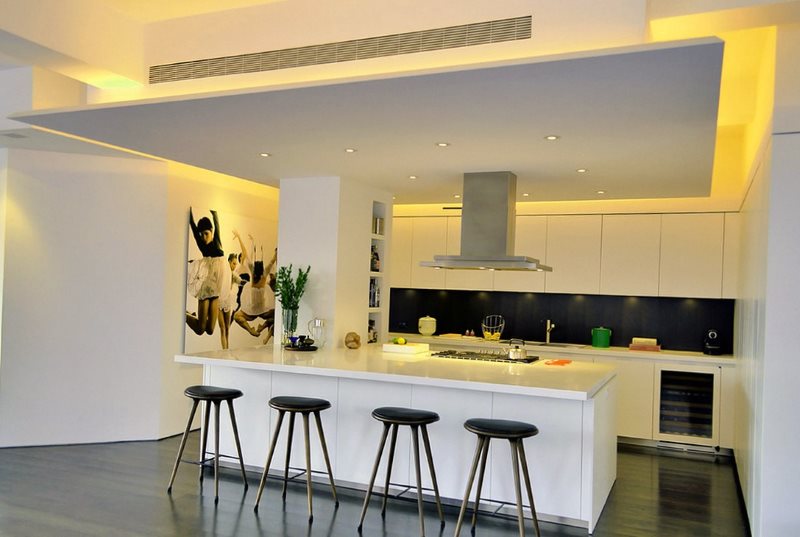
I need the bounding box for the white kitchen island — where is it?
[176,345,617,533]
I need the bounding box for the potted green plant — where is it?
[274,264,311,344]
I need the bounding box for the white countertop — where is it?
[176,344,617,401]
[392,333,736,366]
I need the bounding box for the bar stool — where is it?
[454,418,541,537]
[358,407,445,536]
[253,396,338,522]
[167,385,248,503]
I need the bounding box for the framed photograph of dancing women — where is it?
[184,206,277,353]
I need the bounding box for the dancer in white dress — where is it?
[234,247,277,343]
[186,208,231,336]
[217,229,247,349]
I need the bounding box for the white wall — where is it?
[733,23,800,537]
[0,150,279,446]
[733,141,769,532]
[0,149,168,446]
[758,132,800,536]
[0,149,7,368]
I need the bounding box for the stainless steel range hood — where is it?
[420,171,552,271]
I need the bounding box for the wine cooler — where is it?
[653,364,721,447]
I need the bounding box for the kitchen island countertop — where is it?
[176,343,615,401]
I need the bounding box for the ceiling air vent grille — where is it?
[149,15,532,84]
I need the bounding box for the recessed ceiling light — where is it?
[577,168,588,173]
[436,142,450,147]
[392,196,396,200]
[596,190,606,194]
[544,135,560,141]
[454,194,461,199]
[522,193,530,197]
[259,152,271,157]
[409,175,417,180]
[344,148,357,153]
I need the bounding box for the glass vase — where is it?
[282,307,298,346]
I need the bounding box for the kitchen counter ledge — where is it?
[392,333,735,366]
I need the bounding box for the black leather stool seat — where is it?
[372,406,440,425]
[269,396,331,412]
[464,418,539,439]
[184,385,243,401]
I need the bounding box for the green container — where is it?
[591,327,612,348]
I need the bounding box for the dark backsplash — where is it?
[389,288,735,353]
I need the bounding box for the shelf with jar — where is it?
[368,202,387,344]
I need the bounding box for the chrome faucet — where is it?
[545,319,556,344]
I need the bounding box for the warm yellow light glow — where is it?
[650,16,776,210]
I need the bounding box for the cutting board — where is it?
[382,343,430,354]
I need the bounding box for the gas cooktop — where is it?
[432,350,539,364]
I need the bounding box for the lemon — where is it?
[397,337,407,345]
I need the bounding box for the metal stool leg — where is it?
[313,411,338,506]
[302,412,314,523]
[254,410,286,511]
[226,399,249,489]
[454,436,486,537]
[358,423,391,531]
[510,439,525,537]
[213,401,221,504]
[282,412,296,500]
[421,425,445,528]
[381,424,399,517]
[199,399,212,482]
[167,399,200,493]
[517,441,541,537]
[471,436,491,532]
[411,425,426,537]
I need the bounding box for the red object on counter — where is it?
[544,359,572,366]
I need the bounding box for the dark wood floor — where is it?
[0,433,749,536]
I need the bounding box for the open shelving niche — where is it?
[368,201,387,343]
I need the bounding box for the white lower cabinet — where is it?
[205,366,273,466]
[719,365,736,449]
[593,356,654,440]
[411,385,493,499]
[491,393,584,520]
[270,372,341,474]
[336,379,413,486]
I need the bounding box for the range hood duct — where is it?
[420,171,552,271]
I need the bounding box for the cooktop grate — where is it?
[432,350,539,364]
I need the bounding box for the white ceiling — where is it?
[105,0,285,22]
[13,39,723,204]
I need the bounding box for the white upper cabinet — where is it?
[493,216,547,292]
[389,217,413,289]
[409,217,447,289]
[659,213,724,298]
[444,216,494,290]
[545,215,602,294]
[722,212,741,299]
[600,214,661,296]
